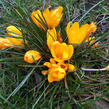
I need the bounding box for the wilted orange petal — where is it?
[87,22,97,37]
[92,44,99,47]
[42,70,48,75]
[57,31,62,43]
[88,36,99,47]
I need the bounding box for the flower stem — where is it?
[81,67,106,72]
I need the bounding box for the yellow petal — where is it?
[31,10,45,30]
[24,50,41,64]
[6,37,25,47]
[0,37,13,49]
[43,6,63,29]
[50,41,63,62]
[70,22,79,33]
[57,68,66,80]
[66,22,80,44]
[44,62,51,68]
[6,25,22,36]
[48,74,55,83]
[68,64,76,72]
[48,67,66,82]
[66,21,71,37]
[79,24,90,42]
[47,28,57,50]
[50,58,56,64]
[6,25,25,47]
[62,43,74,60]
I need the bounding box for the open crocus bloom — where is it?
[31,6,63,30]
[42,58,66,82]
[6,25,26,47]
[48,66,66,83]
[66,22,97,45]
[0,37,13,50]
[50,41,74,62]
[42,58,76,83]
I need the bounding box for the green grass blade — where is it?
[0,94,16,108]
[6,67,35,100]
[97,16,109,25]
[32,84,50,109]
[79,0,105,22]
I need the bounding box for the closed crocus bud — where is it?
[6,25,25,47]
[24,50,41,63]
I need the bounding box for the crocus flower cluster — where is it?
[0,6,99,83]
[30,6,98,82]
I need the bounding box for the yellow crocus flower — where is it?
[24,50,41,64]
[0,37,13,50]
[47,28,63,50]
[50,41,74,62]
[66,22,97,45]
[6,25,25,47]
[48,66,66,83]
[42,58,76,83]
[31,6,63,30]
[47,28,57,50]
